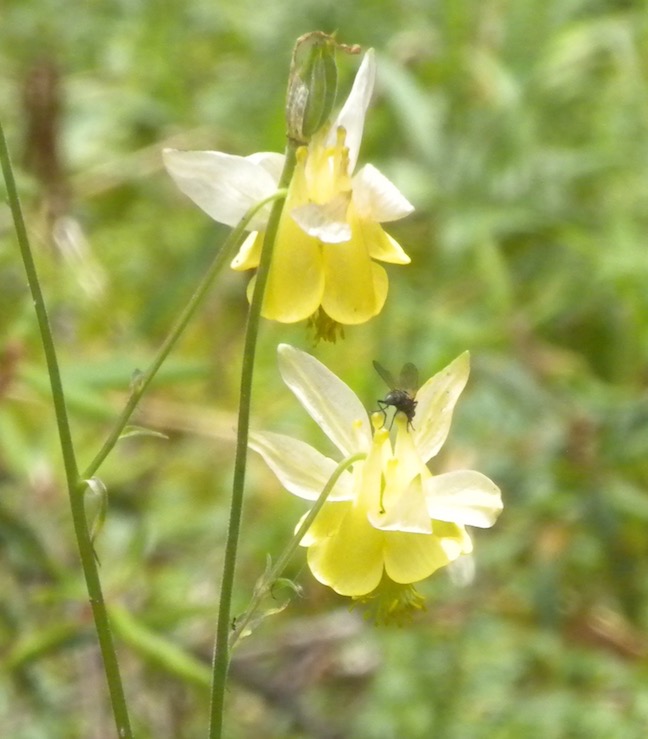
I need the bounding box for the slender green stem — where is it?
[230,452,366,649]
[82,191,285,480]
[208,141,298,738]
[0,121,133,736]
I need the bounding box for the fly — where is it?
[373,360,419,429]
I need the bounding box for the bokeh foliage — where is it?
[2,0,648,736]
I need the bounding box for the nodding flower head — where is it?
[164,50,414,339]
[249,345,503,617]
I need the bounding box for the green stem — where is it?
[208,141,298,738]
[82,191,285,480]
[0,122,133,736]
[230,452,365,649]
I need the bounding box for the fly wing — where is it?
[372,360,397,390]
[399,362,419,395]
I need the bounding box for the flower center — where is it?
[304,125,352,204]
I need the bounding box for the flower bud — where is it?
[286,32,339,144]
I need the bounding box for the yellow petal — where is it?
[321,238,388,324]
[307,504,384,596]
[260,212,325,322]
[383,530,457,584]
[360,220,411,265]
[231,231,262,271]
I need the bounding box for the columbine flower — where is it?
[163,51,413,336]
[250,344,503,611]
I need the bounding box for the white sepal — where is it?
[162,149,278,229]
[414,352,470,462]
[425,470,503,528]
[352,163,414,222]
[326,50,376,174]
[249,430,353,501]
[277,344,371,456]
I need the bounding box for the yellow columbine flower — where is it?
[250,345,503,601]
[163,51,413,332]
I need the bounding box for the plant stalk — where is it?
[1,120,133,738]
[208,142,297,738]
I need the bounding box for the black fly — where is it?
[373,361,419,429]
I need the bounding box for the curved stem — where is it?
[208,141,298,738]
[230,452,366,650]
[82,191,285,480]
[0,121,133,736]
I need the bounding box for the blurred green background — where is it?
[2,0,648,737]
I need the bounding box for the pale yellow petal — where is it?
[434,521,474,557]
[393,418,431,483]
[353,425,389,518]
[368,465,432,534]
[297,501,350,546]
